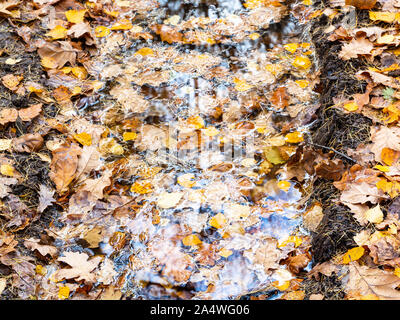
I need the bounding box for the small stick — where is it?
[307,142,357,163]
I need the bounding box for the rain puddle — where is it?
[61,0,320,299]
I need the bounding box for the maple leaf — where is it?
[339,37,374,60]
[54,251,102,282]
[346,263,400,300]
[340,180,386,204]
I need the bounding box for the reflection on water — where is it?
[90,0,317,299]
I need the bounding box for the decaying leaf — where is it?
[54,251,102,282]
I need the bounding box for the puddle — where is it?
[56,0,319,299]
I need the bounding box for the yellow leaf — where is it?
[374,165,390,172]
[203,126,220,137]
[209,213,227,229]
[278,236,302,248]
[72,86,82,95]
[1,164,14,176]
[58,286,70,300]
[284,43,299,54]
[277,180,291,192]
[134,47,154,56]
[218,248,233,258]
[182,234,202,247]
[95,26,111,37]
[303,0,312,5]
[65,9,86,24]
[187,115,204,129]
[343,102,358,112]
[360,294,380,300]
[365,205,384,224]
[381,147,397,166]
[369,11,397,23]
[394,268,400,278]
[342,247,365,264]
[272,280,291,291]
[265,63,283,75]
[295,79,309,88]
[41,56,58,69]
[177,173,196,188]
[131,181,153,194]
[73,132,92,146]
[35,265,47,276]
[46,25,68,39]
[285,131,304,143]
[249,32,260,40]
[111,18,133,30]
[263,146,285,165]
[123,132,137,141]
[377,34,395,44]
[99,138,124,155]
[233,78,253,92]
[71,66,88,80]
[292,56,311,69]
[104,10,120,18]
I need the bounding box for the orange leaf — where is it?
[182,234,202,247]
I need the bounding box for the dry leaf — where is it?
[346,263,400,300]
[54,251,102,282]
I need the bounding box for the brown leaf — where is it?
[2,74,23,91]
[152,24,183,44]
[12,133,44,153]
[49,144,82,192]
[370,126,400,163]
[287,254,310,274]
[53,251,102,282]
[339,37,374,60]
[80,169,112,200]
[346,263,400,300]
[37,41,78,69]
[270,87,289,109]
[315,159,345,181]
[24,238,57,258]
[18,104,42,121]
[0,108,18,125]
[0,0,20,17]
[345,0,376,9]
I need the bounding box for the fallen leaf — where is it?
[12,133,44,153]
[24,238,57,257]
[343,247,365,264]
[346,263,400,300]
[49,144,82,192]
[157,191,184,208]
[365,205,384,224]
[54,251,102,282]
[38,184,55,213]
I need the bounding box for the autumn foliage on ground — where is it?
[0,0,400,300]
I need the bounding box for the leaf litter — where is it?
[1,0,400,301]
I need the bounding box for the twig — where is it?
[307,142,357,163]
